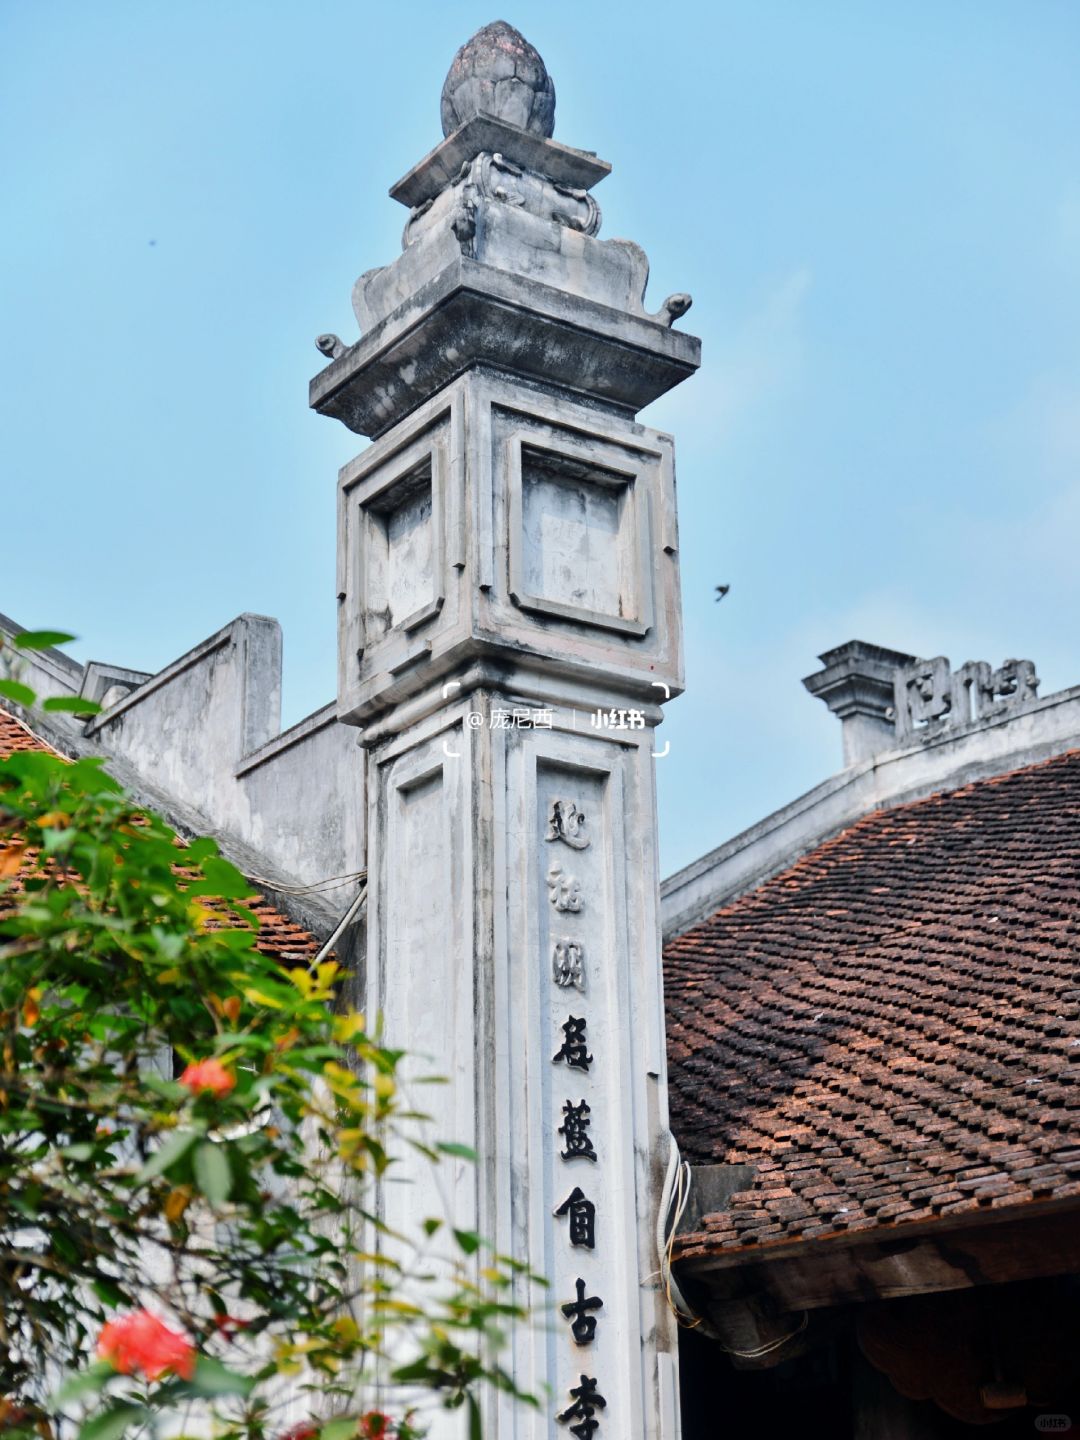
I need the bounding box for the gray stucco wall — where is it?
[1,611,366,929]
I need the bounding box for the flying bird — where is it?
[714,584,730,602]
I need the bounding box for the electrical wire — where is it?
[656,1132,808,1358]
[657,1132,712,1331]
[243,867,367,898]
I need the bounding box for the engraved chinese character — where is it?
[547,863,583,913]
[546,799,590,850]
[558,1375,607,1438]
[561,1277,602,1345]
[552,938,585,991]
[559,1099,597,1162]
[554,1187,596,1249]
[894,656,952,740]
[553,1016,592,1071]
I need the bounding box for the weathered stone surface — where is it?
[335,370,683,728]
[77,616,365,906]
[390,114,609,211]
[894,653,1040,741]
[317,24,692,1438]
[313,38,696,443]
[314,258,699,438]
[802,639,916,766]
[440,22,555,138]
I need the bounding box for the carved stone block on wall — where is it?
[894,655,1040,743]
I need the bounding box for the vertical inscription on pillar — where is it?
[537,764,615,1435]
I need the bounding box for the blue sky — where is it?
[3,2,1078,874]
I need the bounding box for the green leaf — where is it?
[197,855,254,899]
[90,1278,128,1309]
[436,1142,477,1162]
[136,1128,199,1184]
[141,1073,188,1102]
[320,1420,359,1440]
[77,1403,147,1440]
[60,1142,95,1161]
[184,1354,254,1397]
[193,1139,232,1206]
[43,695,102,715]
[454,1228,482,1255]
[13,630,76,650]
[53,1360,114,1404]
[467,1393,482,1440]
[0,679,36,707]
[391,1359,442,1385]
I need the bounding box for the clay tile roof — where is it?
[0,706,61,756]
[0,705,323,966]
[664,748,1080,1258]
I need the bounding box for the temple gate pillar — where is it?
[312,23,699,1438]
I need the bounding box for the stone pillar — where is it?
[312,23,699,1438]
[802,640,916,766]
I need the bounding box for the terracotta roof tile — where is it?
[664,749,1080,1259]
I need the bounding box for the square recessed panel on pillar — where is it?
[508,431,651,638]
[338,397,461,707]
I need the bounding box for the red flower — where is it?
[277,1426,319,1440]
[212,1313,250,1338]
[179,1058,235,1097]
[97,1309,196,1380]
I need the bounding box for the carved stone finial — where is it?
[440,21,555,139]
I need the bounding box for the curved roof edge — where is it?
[661,679,1080,940]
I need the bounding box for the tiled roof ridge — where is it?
[670,745,1080,934]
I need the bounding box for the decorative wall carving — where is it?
[894,655,1040,742]
[401,149,602,250]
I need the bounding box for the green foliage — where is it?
[0,644,536,1438]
